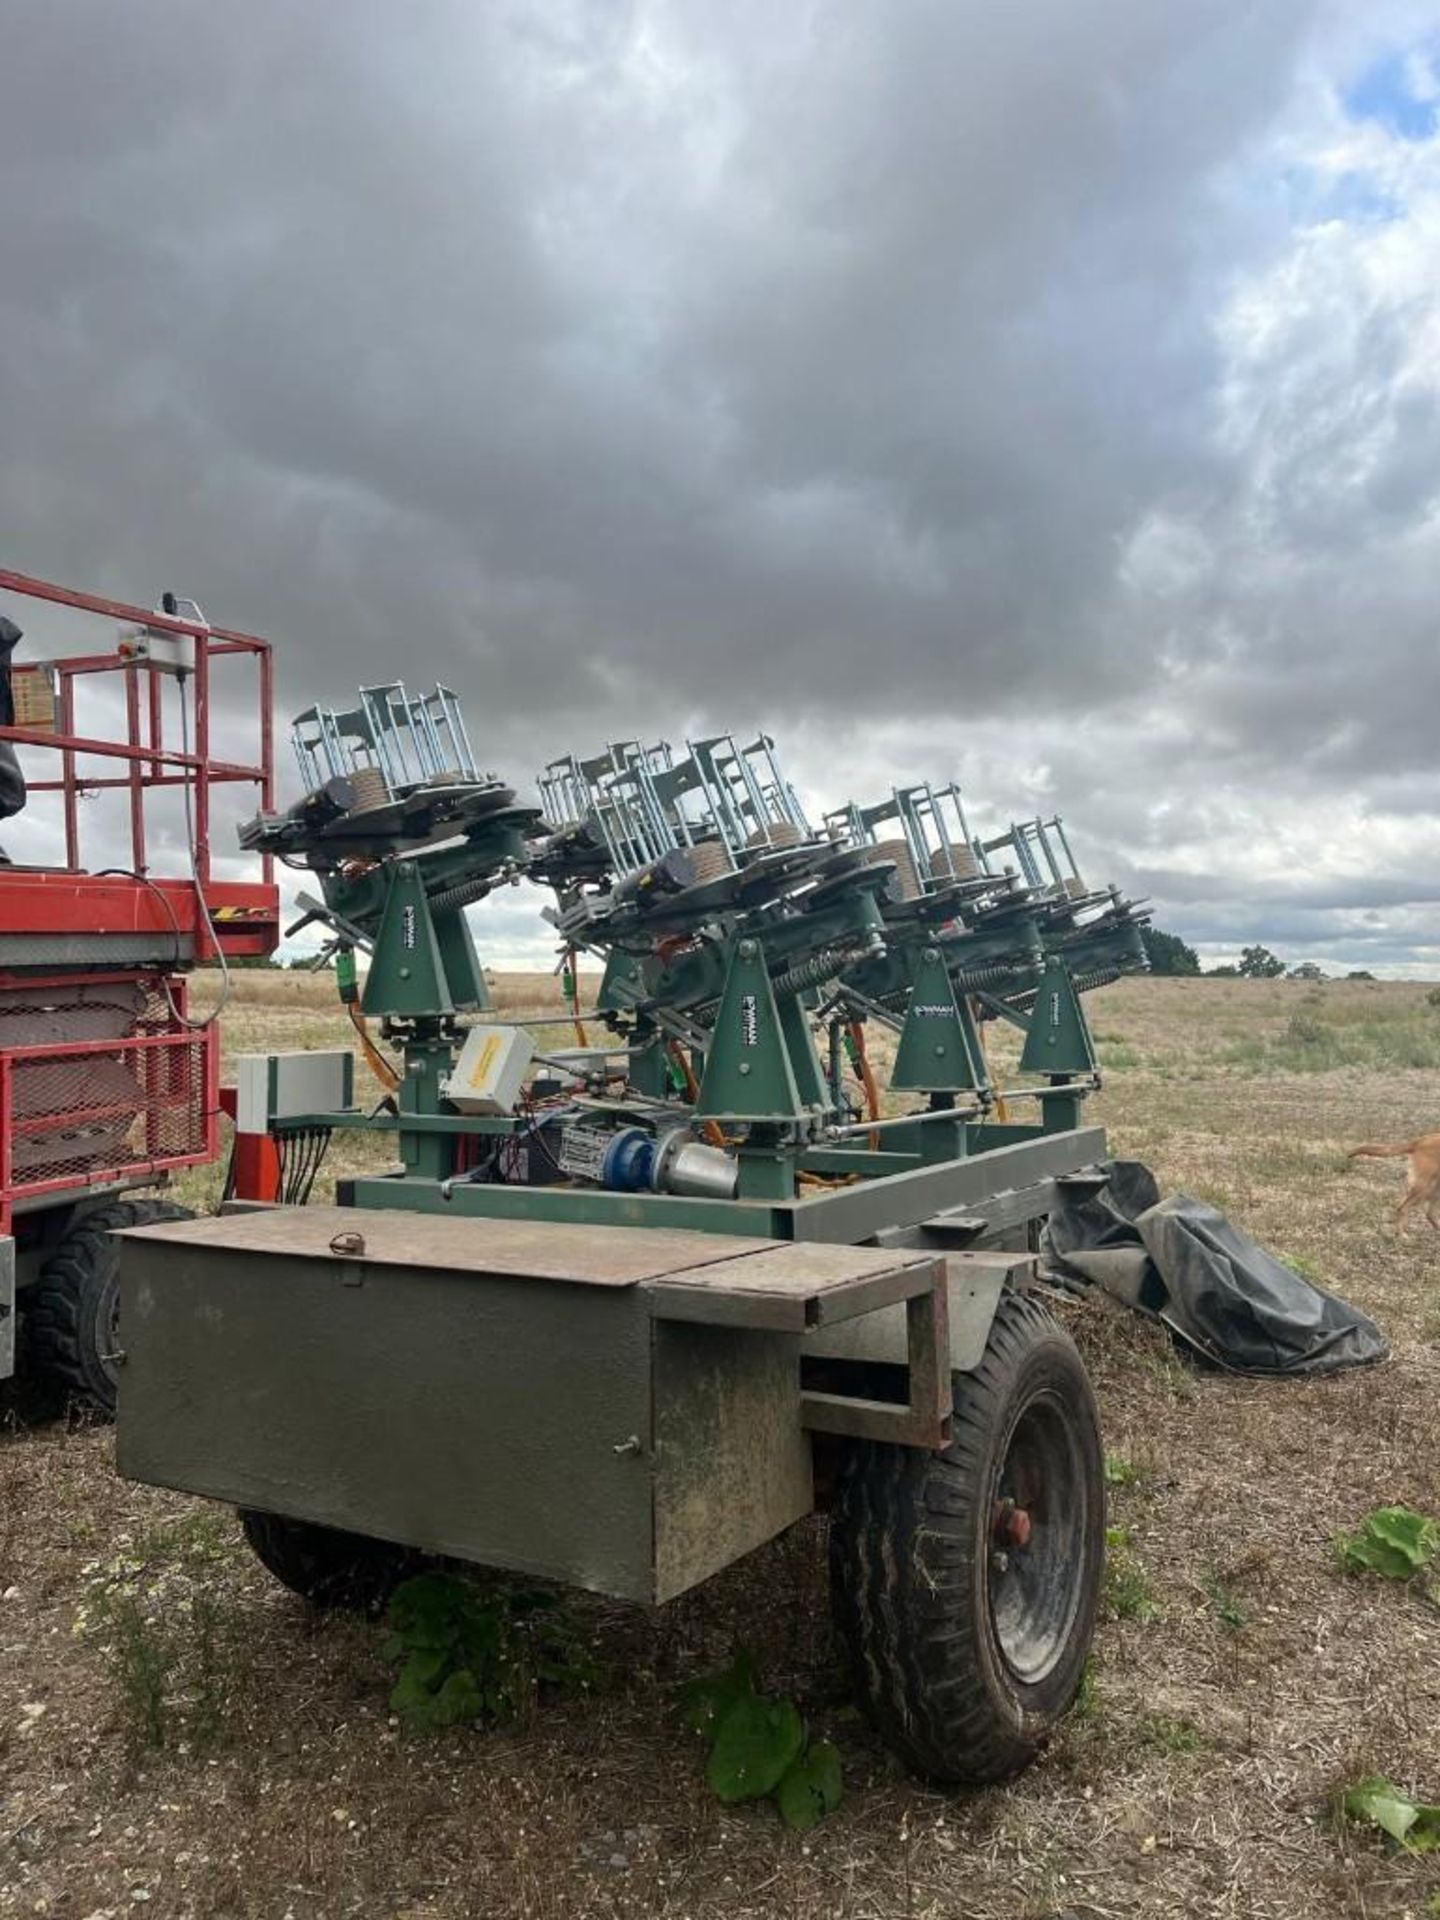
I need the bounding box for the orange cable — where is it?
[848,1020,882,1151]
[668,1040,726,1147]
[347,1000,400,1093]
[972,999,1010,1122]
[564,947,590,1048]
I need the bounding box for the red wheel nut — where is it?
[992,1499,1033,1550]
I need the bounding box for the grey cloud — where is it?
[2,0,1438,971]
[1133,870,1440,912]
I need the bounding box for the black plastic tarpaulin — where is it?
[1044,1160,1388,1375]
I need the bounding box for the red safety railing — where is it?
[0,567,276,920]
[0,981,219,1231]
[0,569,278,1221]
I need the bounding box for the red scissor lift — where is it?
[0,569,279,1408]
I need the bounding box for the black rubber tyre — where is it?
[829,1290,1104,1784]
[239,1510,431,1614]
[26,1196,195,1415]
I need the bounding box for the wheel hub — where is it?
[986,1393,1089,1686]
[991,1497,1033,1551]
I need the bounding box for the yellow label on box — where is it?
[466,1035,502,1089]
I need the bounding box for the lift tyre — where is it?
[27,1197,195,1416]
[829,1290,1104,1784]
[239,1510,431,1614]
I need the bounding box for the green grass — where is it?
[1216,995,1440,1076]
[1138,1711,1206,1756]
[1203,1569,1249,1633]
[1105,1452,1149,1489]
[1104,1527,1161,1623]
[1096,1040,1143,1071]
[76,1506,250,1755]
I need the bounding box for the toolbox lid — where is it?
[123,1202,937,1324]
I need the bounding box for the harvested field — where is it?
[2,972,1439,1919]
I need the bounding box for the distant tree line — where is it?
[1141,929,1374,982]
[1140,926,1200,975]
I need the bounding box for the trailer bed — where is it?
[116,1207,952,1603]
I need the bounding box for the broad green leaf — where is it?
[385,1577,593,1731]
[707,1694,805,1804]
[391,1665,440,1718]
[1344,1778,1423,1845]
[1337,1535,1413,1580]
[402,1646,449,1689]
[1337,1507,1439,1581]
[679,1652,757,1738]
[1343,1778,1440,1853]
[776,1741,844,1830]
[398,1668,483,1729]
[1371,1507,1439,1562]
[427,1668,484,1726]
[386,1572,470,1646]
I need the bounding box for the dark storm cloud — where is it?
[0,1,1313,710]
[2,0,1438,968]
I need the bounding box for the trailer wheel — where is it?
[239,1510,430,1614]
[27,1197,195,1415]
[829,1290,1104,1784]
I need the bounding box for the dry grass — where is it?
[3,973,1440,1919]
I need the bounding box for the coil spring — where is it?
[949,960,1035,994]
[428,873,498,916]
[1007,964,1120,1015]
[1072,964,1122,995]
[769,948,846,998]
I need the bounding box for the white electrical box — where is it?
[443,1025,536,1115]
[236,1050,356,1134]
[117,622,196,676]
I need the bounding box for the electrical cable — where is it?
[516,1091,567,1179]
[665,1039,726,1148]
[848,1019,882,1151]
[973,1003,1011,1123]
[563,946,589,1048]
[347,999,401,1092]
[273,1123,333,1205]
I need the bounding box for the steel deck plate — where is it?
[124,1205,940,1311]
[123,1203,781,1287]
[644,1243,938,1331]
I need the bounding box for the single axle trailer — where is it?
[114,680,1124,1785]
[119,1125,1110,1784]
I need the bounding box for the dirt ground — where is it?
[2,973,1438,1920]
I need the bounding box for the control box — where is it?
[116,622,196,676]
[237,1050,356,1134]
[443,1025,536,1115]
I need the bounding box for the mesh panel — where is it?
[2,983,211,1197]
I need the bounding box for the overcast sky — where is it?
[3,1,1440,972]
